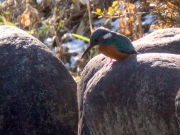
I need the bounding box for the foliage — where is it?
[0,15,16,26]
[92,0,180,40]
[38,22,51,37]
[92,0,144,41]
[72,33,90,42]
[0,6,16,26]
[153,0,180,28]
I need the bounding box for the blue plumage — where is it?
[81,27,137,60]
[92,27,135,53]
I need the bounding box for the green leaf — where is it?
[0,15,16,26]
[26,29,37,35]
[38,22,50,37]
[6,21,16,27]
[72,33,90,42]
[90,48,95,58]
[114,5,119,11]
[42,21,49,28]
[104,18,110,25]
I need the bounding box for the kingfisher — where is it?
[81,27,138,63]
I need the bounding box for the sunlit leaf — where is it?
[108,7,114,12]
[114,5,119,11]
[72,33,90,42]
[128,16,135,24]
[112,1,118,7]
[129,4,135,11]
[119,18,125,29]
[158,25,163,30]
[124,29,131,36]
[107,7,114,17]
[6,21,16,27]
[104,18,110,25]
[72,75,81,82]
[92,11,102,16]
[167,1,174,8]
[96,8,102,13]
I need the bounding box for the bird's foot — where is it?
[105,59,116,66]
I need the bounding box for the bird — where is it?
[81,27,138,63]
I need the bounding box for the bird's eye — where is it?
[94,39,98,43]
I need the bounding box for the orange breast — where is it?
[98,44,132,61]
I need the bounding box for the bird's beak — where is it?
[81,44,94,59]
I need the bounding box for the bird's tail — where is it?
[131,50,140,54]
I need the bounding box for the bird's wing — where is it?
[112,34,135,54]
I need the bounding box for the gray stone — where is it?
[77,54,109,135]
[79,53,180,135]
[133,28,180,54]
[0,26,78,135]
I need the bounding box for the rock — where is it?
[78,53,180,135]
[133,28,180,54]
[0,26,78,135]
[77,54,109,135]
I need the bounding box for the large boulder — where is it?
[133,28,180,54]
[79,53,180,135]
[0,26,78,135]
[77,54,109,135]
[78,28,180,135]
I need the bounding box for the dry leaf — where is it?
[119,18,125,29]
[20,4,40,27]
[124,29,131,36]
[128,3,135,11]
[76,11,88,35]
[128,16,135,23]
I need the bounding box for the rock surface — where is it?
[133,28,180,54]
[77,54,109,135]
[79,53,180,135]
[78,28,180,135]
[0,26,78,135]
